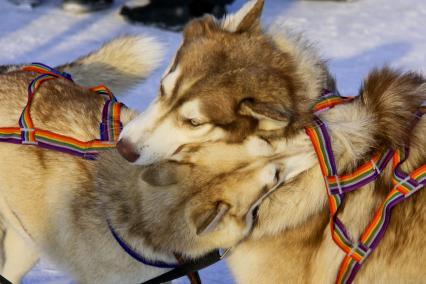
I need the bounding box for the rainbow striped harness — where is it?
[305,92,426,284]
[0,64,205,284]
[0,63,124,160]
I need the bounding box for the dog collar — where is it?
[106,218,179,269]
[107,218,229,284]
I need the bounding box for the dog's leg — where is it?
[1,229,39,283]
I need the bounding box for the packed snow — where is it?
[0,0,425,283]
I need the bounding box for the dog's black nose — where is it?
[116,139,140,163]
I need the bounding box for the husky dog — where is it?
[116,0,336,165]
[0,33,290,284]
[0,35,188,284]
[0,59,282,284]
[117,0,426,283]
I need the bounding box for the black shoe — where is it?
[62,0,113,13]
[120,0,234,32]
[121,1,191,31]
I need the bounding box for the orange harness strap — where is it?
[0,63,124,160]
[305,92,426,284]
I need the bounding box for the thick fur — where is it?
[117,0,337,165]
[116,1,426,283]
[58,36,163,95]
[0,35,176,283]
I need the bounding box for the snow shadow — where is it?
[0,2,49,42]
[329,41,412,95]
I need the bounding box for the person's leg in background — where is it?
[120,0,235,31]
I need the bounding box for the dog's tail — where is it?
[360,67,426,147]
[57,35,164,96]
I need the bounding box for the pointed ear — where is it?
[221,0,264,33]
[239,99,291,131]
[184,15,218,40]
[192,202,230,236]
[141,162,190,187]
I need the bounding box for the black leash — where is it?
[140,250,223,284]
[0,274,12,284]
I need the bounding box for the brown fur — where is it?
[176,19,317,139]
[360,67,426,148]
[0,35,183,284]
[95,149,278,255]
[136,67,426,283]
[146,12,332,143]
[1,2,425,283]
[0,47,284,283]
[115,1,426,283]
[0,72,104,139]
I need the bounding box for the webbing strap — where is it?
[0,63,124,160]
[336,108,426,284]
[22,62,74,81]
[305,92,426,284]
[92,85,124,142]
[311,91,353,114]
[20,74,57,144]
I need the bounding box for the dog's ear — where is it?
[221,0,264,33]
[184,15,218,40]
[141,162,190,187]
[193,202,230,236]
[239,99,291,131]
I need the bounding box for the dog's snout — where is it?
[116,139,140,163]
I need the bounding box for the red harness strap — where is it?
[305,91,426,284]
[0,63,124,160]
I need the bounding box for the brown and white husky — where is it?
[0,36,181,283]
[116,0,426,283]
[0,33,287,284]
[0,17,295,284]
[0,27,327,284]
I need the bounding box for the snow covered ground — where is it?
[1,0,425,283]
